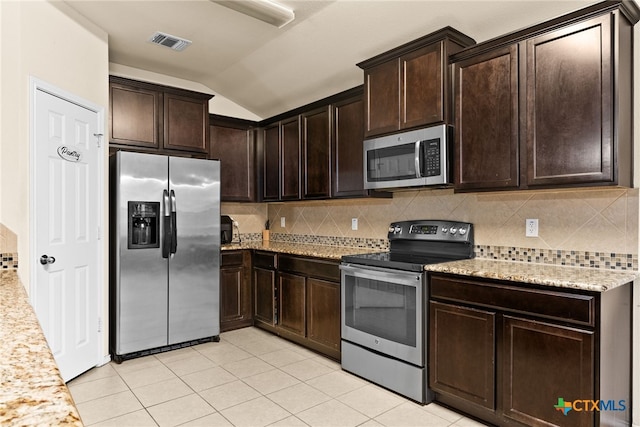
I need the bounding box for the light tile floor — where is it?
[68,327,487,427]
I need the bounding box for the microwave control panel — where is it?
[420,139,441,177]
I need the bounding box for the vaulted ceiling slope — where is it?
[64,0,598,120]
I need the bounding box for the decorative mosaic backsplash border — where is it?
[475,245,638,271]
[1,253,18,270]
[246,233,637,271]
[268,233,389,251]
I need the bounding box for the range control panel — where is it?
[387,220,473,242]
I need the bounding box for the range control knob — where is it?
[441,227,449,233]
[450,227,458,235]
[459,227,467,235]
[388,226,395,233]
[394,226,402,234]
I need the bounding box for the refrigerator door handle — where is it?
[170,190,177,255]
[162,189,171,258]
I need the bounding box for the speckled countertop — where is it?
[0,271,82,426]
[224,241,639,293]
[425,258,639,293]
[222,240,379,260]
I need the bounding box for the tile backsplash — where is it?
[222,187,639,270]
[0,224,18,269]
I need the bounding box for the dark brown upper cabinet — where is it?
[453,45,520,191]
[281,117,301,200]
[357,27,475,138]
[109,76,212,155]
[209,115,257,202]
[259,86,380,202]
[332,93,367,198]
[260,117,301,201]
[452,1,638,192]
[262,123,281,201]
[302,106,331,199]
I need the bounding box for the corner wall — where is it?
[0,0,109,357]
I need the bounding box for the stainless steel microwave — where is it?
[363,124,452,190]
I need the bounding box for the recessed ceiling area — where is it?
[63,0,598,120]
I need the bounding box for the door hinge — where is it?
[93,133,103,148]
[97,317,102,333]
[97,226,101,240]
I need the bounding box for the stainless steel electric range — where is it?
[340,219,474,403]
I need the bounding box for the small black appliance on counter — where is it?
[221,215,233,244]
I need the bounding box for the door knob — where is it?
[40,255,56,265]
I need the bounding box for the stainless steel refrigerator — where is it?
[110,151,220,362]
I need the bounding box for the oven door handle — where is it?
[340,263,422,285]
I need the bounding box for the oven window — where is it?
[344,275,417,347]
[367,142,417,182]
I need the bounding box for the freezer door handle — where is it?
[170,190,177,255]
[162,189,171,258]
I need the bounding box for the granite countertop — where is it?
[224,241,638,293]
[0,271,82,426]
[222,240,379,260]
[425,258,639,293]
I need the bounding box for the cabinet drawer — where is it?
[221,251,244,267]
[254,251,277,269]
[430,275,595,327]
[278,255,340,282]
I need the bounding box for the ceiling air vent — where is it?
[148,31,192,51]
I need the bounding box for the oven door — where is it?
[340,263,424,366]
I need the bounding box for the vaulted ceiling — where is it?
[64,0,598,119]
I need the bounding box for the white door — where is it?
[32,85,102,382]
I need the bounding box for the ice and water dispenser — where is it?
[128,202,160,249]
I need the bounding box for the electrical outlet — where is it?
[351,218,358,230]
[526,219,538,237]
[280,217,286,228]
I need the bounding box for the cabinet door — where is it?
[220,267,246,326]
[302,107,331,199]
[429,301,496,410]
[220,251,252,332]
[401,43,443,130]
[262,124,280,201]
[163,93,209,153]
[364,59,400,137]
[281,117,301,200]
[278,272,306,337]
[110,83,161,148]
[210,125,255,202]
[525,14,612,187]
[254,267,276,326]
[502,316,595,427]
[333,96,366,198]
[307,278,340,354]
[454,45,519,191]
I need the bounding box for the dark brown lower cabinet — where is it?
[253,253,341,360]
[429,273,630,427]
[278,272,306,336]
[220,250,252,332]
[306,277,341,356]
[503,316,595,427]
[430,301,495,411]
[253,251,277,329]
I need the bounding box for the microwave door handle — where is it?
[415,141,422,178]
[162,189,171,259]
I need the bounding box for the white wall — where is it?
[0,0,109,357]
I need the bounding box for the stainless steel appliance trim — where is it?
[340,263,424,366]
[342,340,426,403]
[363,124,450,190]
